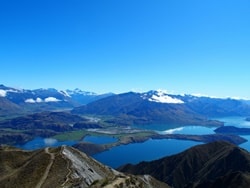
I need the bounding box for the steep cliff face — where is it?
[0,145,169,188]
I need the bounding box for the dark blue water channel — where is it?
[93,139,200,168]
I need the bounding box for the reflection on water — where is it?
[160,126,215,135]
[133,124,216,135]
[16,137,77,150]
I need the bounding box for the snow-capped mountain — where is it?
[1,84,250,119]
[72,89,250,125]
[0,84,113,116]
[72,91,223,126]
[65,88,114,105]
[65,88,97,96]
[141,90,184,104]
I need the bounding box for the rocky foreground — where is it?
[0,145,168,188]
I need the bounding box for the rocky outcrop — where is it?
[0,145,169,188]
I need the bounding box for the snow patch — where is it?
[66,88,97,96]
[144,90,184,104]
[0,89,7,97]
[59,90,71,97]
[149,94,184,104]
[0,88,26,97]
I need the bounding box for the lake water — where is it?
[15,116,250,168]
[132,124,216,134]
[16,137,77,150]
[92,125,215,168]
[93,117,250,168]
[93,139,201,168]
[213,116,250,128]
[17,135,117,150]
[213,116,250,150]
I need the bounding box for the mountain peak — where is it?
[66,88,97,96]
[141,90,184,104]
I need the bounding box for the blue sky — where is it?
[0,0,250,98]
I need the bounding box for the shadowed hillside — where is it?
[119,141,250,188]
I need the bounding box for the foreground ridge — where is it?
[0,145,168,188]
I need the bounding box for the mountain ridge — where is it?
[0,84,114,116]
[0,144,169,188]
[119,141,250,188]
[1,84,250,119]
[72,91,223,126]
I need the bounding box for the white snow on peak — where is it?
[59,90,71,98]
[144,90,184,104]
[0,88,23,97]
[66,89,96,96]
[0,89,7,97]
[149,95,184,104]
[44,97,61,102]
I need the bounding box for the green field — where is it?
[53,130,88,141]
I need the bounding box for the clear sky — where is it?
[0,0,250,98]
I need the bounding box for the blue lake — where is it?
[15,116,250,168]
[132,124,216,135]
[213,116,250,128]
[93,139,201,168]
[16,137,77,150]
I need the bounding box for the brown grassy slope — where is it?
[0,146,50,188]
[0,145,170,188]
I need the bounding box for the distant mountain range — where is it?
[72,90,250,126]
[119,141,250,188]
[0,84,113,117]
[1,84,250,126]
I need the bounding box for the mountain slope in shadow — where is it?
[119,141,250,188]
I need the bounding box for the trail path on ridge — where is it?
[35,147,55,188]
